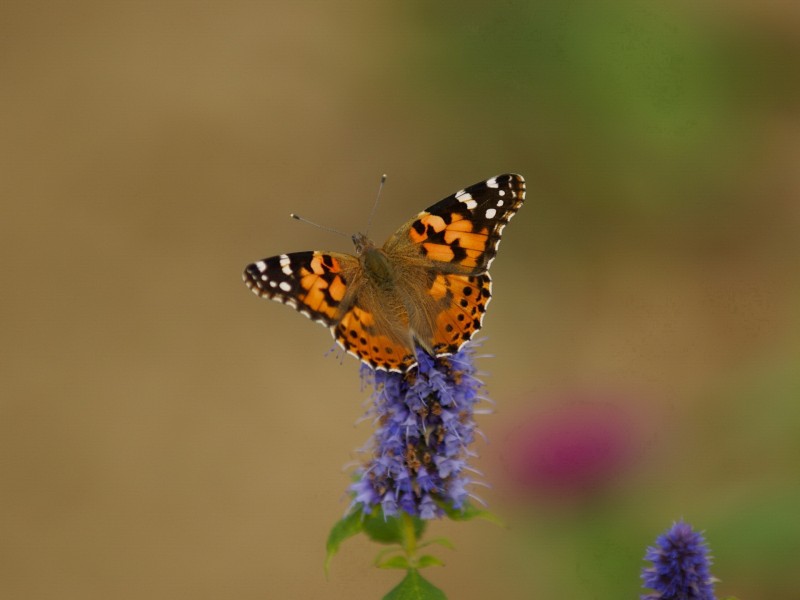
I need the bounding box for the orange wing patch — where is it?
[428,273,492,355]
[421,242,456,262]
[295,256,347,321]
[410,212,491,269]
[442,216,490,256]
[409,213,446,243]
[334,308,416,372]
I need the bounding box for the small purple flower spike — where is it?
[641,520,717,600]
[349,344,487,519]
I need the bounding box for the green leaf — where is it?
[437,500,504,527]
[416,554,445,568]
[382,569,447,600]
[363,509,427,545]
[377,555,412,570]
[324,508,364,576]
[374,546,403,565]
[419,537,455,551]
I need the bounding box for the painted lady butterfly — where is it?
[243,174,525,372]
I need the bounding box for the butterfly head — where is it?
[351,232,373,256]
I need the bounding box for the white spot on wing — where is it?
[485,208,497,219]
[269,280,278,288]
[455,190,478,210]
[497,199,504,207]
[256,260,267,270]
[279,254,292,275]
[486,177,499,188]
[498,190,505,197]
[279,281,291,292]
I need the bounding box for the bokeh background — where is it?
[2,1,799,598]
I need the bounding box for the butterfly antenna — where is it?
[364,173,387,237]
[289,213,349,239]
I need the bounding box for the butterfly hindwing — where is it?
[426,272,493,355]
[243,251,357,327]
[333,303,417,372]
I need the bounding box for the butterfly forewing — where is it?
[243,251,358,326]
[387,173,525,275]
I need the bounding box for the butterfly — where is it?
[243,174,525,372]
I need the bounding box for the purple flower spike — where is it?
[349,344,487,519]
[641,520,717,600]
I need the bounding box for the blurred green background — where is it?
[1,1,799,598]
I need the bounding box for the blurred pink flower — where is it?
[505,396,639,498]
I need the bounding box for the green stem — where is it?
[401,512,418,562]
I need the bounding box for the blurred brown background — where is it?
[1,1,799,598]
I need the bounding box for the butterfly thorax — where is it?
[353,232,395,290]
